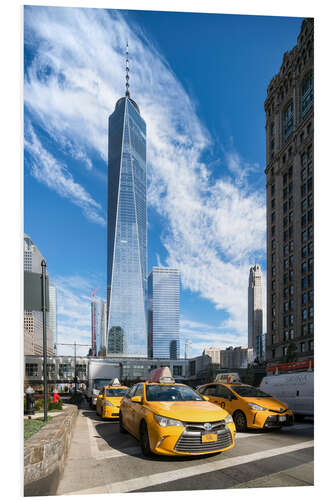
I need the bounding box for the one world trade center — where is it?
[107,45,147,356]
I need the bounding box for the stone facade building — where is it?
[248,264,264,360]
[265,19,314,363]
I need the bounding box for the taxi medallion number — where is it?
[202,433,218,443]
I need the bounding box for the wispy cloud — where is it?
[24,6,266,343]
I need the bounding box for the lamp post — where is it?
[41,259,48,422]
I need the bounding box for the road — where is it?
[56,401,314,495]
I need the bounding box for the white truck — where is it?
[85,359,121,407]
[260,371,314,416]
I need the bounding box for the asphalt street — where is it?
[56,400,314,495]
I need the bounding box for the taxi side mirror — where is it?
[131,395,143,404]
[202,395,209,401]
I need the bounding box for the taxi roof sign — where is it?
[148,367,175,384]
[215,373,241,383]
[110,378,121,386]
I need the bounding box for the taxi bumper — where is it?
[247,409,294,429]
[102,405,120,419]
[149,421,236,456]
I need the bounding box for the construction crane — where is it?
[91,288,99,357]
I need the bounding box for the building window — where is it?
[290,329,294,339]
[300,132,304,143]
[272,266,276,276]
[271,212,276,224]
[59,364,73,378]
[309,340,314,352]
[284,259,289,270]
[301,324,307,337]
[301,183,307,197]
[284,244,288,256]
[309,323,314,335]
[283,187,288,200]
[289,196,293,209]
[301,152,307,167]
[289,182,293,194]
[284,288,288,298]
[272,239,276,250]
[302,309,307,320]
[308,209,313,223]
[308,290,313,303]
[290,314,294,326]
[173,365,183,376]
[308,162,313,175]
[301,73,313,117]
[283,331,289,341]
[289,255,294,267]
[308,193,313,206]
[25,363,38,377]
[289,211,294,224]
[272,253,276,264]
[272,293,276,304]
[308,274,313,287]
[307,122,312,135]
[301,199,307,212]
[271,122,275,137]
[283,216,288,227]
[284,316,289,327]
[289,240,294,252]
[284,101,294,140]
[283,346,288,356]
[300,342,306,353]
[283,173,288,185]
[308,258,313,272]
[301,214,307,227]
[302,246,307,259]
[302,231,307,243]
[272,280,276,291]
[283,231,288,242]
[283,274,288,285]
[271,199,275,210]
[289,226,294,238]
[308,226,313,239]
[309,306,314,319]
[302,292,307,305]
[283,201,288,214]
[271,184,275,197]
[271,226,275,237]
[289,299,294,311]
[301,168,307,182]
[272,307,276,317]
[302,277,307,290]
[308,241,313,254]
[284,302,289,312]
[272,349,276,359]
[302,262,307,274]
[307,177,313,191]
[289,284,294,295]
[307,145,313,160]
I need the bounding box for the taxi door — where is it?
[121,385,138,432]
[130,384,145,438]
[211,384,239,415]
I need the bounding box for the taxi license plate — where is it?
[279,415,287,422]
[202,433,217,443]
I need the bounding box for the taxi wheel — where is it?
[140,421,152,457]
[119,412,127,433]
[233,411,247,432]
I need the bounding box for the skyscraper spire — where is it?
[125,42,130,98]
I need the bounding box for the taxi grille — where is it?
[174,425,233,453]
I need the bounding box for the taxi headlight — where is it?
[104,401,113,407]
[248,403,266,411]
[223,414,234,424]
[154,414,184,427]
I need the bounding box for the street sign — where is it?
[24,271,49,311]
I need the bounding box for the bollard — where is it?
[25,386,35,415]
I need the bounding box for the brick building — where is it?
[265,19,314,363]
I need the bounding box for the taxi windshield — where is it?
[146,385,203,402]
[105,388,128,397]
[231,386,271,398]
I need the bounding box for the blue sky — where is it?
[24,5,302,357]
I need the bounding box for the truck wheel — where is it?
[233,411,247,432]
[140,421,152,457]
[119,412,127,434]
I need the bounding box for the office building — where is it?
[48,282,57,354]
[248,264,264,359]
[203,346,221,365]
[185,339,192,360]
[220,346,253,369]
[24,234,53,356]
[91,297,107,356]
[148,267,180,359]
[265,19,314,363]
[107,45,147,356]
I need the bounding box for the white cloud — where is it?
[24,6,266,344]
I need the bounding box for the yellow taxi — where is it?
[119,367,236,457]
[96,378,129,420]
[197,380,294,432]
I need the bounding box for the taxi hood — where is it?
[146,400,228,422]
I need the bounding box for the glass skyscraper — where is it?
[107,55,147,357]
[148,267,180,359]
